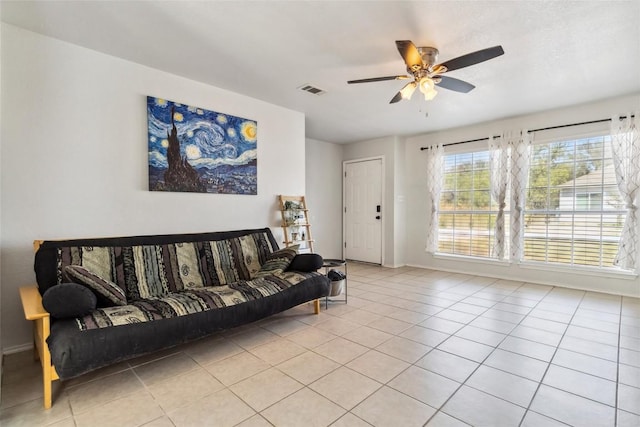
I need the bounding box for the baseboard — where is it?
[3,342,33,356]
[404,262,640,298]
[382,263,406,269]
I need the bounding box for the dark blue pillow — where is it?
[42,283,97,319]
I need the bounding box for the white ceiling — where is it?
[2,1,639,144]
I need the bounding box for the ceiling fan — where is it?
[348,40,504,104]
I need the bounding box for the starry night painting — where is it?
[147,96,257,194]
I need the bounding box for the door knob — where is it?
[375,215,381,220]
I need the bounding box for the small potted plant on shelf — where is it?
[283,201,302,226]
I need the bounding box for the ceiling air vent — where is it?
[298,84,326,96]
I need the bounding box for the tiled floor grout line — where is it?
[517,290,587,427]
[267,338,377,426]
[458,286,620,422]
[408,278,537,425]
[614,296,623,427]
[130,365,173,423]
[300,309,404,420]
[425,280,558,427]
[276,274,509,427]
[239,315,387,426]
[171,337,288,426]
[358,273,503,427]
[314,268,457,425]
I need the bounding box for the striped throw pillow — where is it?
[253,245,299,278]
[64,265,127,306]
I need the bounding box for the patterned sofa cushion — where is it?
[58,243,203,300]
[54,231,277,301]
[197,233,274,284]
[75,270,321,331]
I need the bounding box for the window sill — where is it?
[517,261,638,280]
[433,252,511,266]
[432,253,637,280]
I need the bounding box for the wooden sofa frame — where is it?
[20,240,321,408]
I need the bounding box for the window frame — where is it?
[437,145,509,260]
[433,127,630,274]
[522,132,626,269]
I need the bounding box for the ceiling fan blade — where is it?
[347,75,410,84]
[389,81,417,104]
[389,91,403,104]
[436,45,504,73]
[396,40,423,72]
[435,76,476,93]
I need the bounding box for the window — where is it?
[438,151,508,258]
[523,136,625,268]
[435,134,626,270]
[575,193,602,211]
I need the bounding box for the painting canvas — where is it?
[147,96,257,194]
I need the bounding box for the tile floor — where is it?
[1,263,639,426]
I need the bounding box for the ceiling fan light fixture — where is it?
[399,82,417,100]
[418,77,438,101]
[347,41,503,104]
[423,89,437,101]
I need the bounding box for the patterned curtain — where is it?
[509,131,531,261]
[426,144,444,253]
[610,114,640,271]
[489,136,510,259]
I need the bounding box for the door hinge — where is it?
[344,242,347,248]
[344,171,347,178]
[344,207,347,213]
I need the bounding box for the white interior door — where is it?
[345,159,382,264]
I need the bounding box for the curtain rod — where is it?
[419,115,635,151]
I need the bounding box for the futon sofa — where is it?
[20,228,329,408]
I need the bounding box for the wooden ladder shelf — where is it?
[278,195,314,253]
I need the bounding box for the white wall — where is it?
[394,139,407,267]
[343,136,406,267]
[305,138,343,259]
[405,93,640,297]
[0,24,306,351]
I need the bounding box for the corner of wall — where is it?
[394,137,407,267]
[1,20,5,392]
[305,138,344,258]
